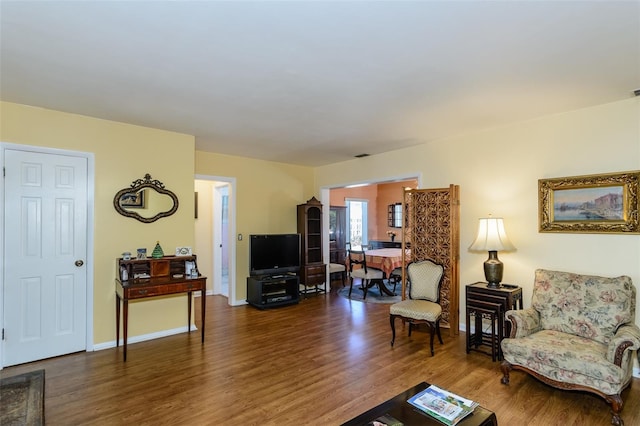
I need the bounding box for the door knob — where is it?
[75,260,84,267]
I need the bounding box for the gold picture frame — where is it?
[539,170,639,234]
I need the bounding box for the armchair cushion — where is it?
[531,269,635,345]
[501,329,630,395]
[389,299,442,322]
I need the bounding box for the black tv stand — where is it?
[261,273,293,280]
[247,274,299,309]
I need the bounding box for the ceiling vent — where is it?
[354,153,370,158]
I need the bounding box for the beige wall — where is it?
[195,151,315,302]
[1,102,197,345]
[3,97,639,349]
[194,180,214,292]
[316,98,640,331]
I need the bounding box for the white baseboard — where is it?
[92,324,198,351]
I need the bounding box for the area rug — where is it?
[337,283,402,304]
[0,369,45,426]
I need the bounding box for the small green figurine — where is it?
[151,241,164,258]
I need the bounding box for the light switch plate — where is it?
[175,246,192,256]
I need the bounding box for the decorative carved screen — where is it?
[401,185,460,335]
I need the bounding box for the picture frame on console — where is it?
[538,170,640,234]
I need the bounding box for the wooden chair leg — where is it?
[428,323,436,356]
[608,394,624,426]
[390,315,397,346]
[435,320,443,344]
[348,276,354,298]
[391,276,398,292]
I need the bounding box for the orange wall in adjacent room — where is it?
[329,180,416,240]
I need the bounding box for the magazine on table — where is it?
[407,384,479,425]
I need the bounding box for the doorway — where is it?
[1,143,94,367]
[320,175,420,268]
[194,175,237,305]
[213,183,230,297]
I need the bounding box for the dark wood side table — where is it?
[341,381,497,426]
[466,282,522,361]
[116,275,206,361]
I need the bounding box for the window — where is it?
[346,199,368,247]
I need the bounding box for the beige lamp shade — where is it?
[469,217,515,288]
[468,217,516,252]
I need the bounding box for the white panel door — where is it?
[3,149,88,366]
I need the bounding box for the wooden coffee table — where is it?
[341,382,497,426]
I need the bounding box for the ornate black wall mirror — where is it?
[113,174,179,223]
[387,203,403,228]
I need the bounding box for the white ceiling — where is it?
[1,1,639,167]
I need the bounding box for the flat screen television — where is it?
[249,234,301,277]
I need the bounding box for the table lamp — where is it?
[468,216,516,288]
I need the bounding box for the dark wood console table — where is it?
[115,256,206,361]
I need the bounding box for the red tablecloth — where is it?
[348,248,409,277]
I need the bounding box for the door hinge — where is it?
[2,328,4,340]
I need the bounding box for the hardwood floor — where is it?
[1,290,639,425]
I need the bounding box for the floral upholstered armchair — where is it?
[500,269,640,426]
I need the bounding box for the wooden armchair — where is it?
[389,260,444,356]
[501,269,640,426]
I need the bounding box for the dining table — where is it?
[347,247,410,296]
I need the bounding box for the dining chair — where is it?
[347,246,384,299]
[329,242,352,287]
[329,262,346,287]
[389,259,444,356]
[388,267,403,293]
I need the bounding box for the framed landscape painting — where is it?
[539,170,640,234]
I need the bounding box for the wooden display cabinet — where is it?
[329,205,347,264]
[297,196,326,296]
